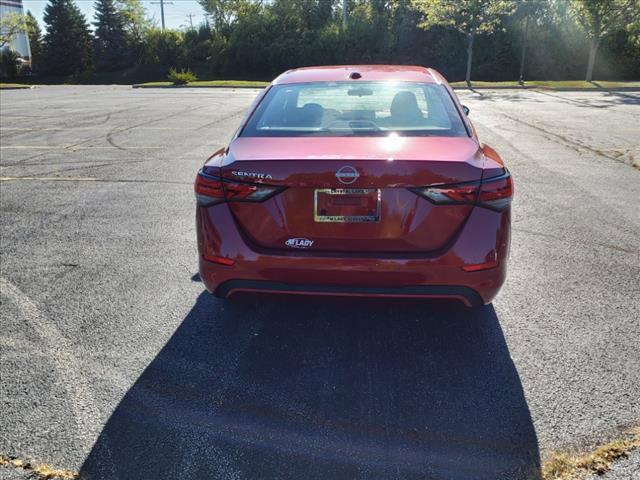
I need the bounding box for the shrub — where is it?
[167,67,197,85]
[0,49,19,80]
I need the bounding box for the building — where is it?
[0,0,31,60]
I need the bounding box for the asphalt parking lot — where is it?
[1,86,639,479]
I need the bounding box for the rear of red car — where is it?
[195,67,513,306]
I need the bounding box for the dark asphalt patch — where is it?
[80,298,539,480]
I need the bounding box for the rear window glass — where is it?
[241,82,468,137]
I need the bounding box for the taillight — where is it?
[411,182,478,204]
[410,171,513,211]
[194,170,284,206]
[195,171,225,206]
[202,254,235,266]
[476,171,513,211]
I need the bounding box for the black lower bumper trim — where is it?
[215,280,483,307]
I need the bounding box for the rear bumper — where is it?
[215,280,484,307]
[197,204,510,306]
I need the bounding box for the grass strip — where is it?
[0,455,76,479]
[542,427,640,480]
[0,83,32,89]
[133,80,269,88]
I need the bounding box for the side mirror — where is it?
[462,105,470,116]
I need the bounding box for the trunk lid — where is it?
[220,137,484,254]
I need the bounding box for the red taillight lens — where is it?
[195,171,225,206]
[195,170,284,206]
[202,254,235,266]
[462,260,499,272]
[224,181,259,200]
[411,182,479,204]
[410,171,513,211]
[477,171,513,211]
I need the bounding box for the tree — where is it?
[0,12,28,49]
[0,49,19,79]
[117,0,151,61]
[117,0,149,30]
[513,0,549,84]
[43,0,92,75]
[25,11,43,71]
[198,0,261,35]
[140,28,186,66]
[569,0,640,81]
[410,0,515,85]
[93,0,129,70]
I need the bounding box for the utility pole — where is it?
[151,0,173,30]
[186,13,196,30]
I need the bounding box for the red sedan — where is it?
[195,66,513,307]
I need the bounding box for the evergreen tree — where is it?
[43,0,92,75]
[25,11,43,72]
[93,0,129,70]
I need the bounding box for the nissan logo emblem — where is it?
[336,165,359,185]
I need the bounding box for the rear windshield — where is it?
[241,82,468,137]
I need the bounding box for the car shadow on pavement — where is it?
[79,292,540,480]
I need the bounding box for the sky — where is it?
[23,0,207,31]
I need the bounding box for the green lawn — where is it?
[450,80,640,89]
[133,80,270,88]
[0,83,32,89]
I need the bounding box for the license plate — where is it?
[314,188,381,223]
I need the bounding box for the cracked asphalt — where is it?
[1,86,639,479]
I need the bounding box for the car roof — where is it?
[272,65,444,85]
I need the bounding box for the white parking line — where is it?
[0,278,102,445]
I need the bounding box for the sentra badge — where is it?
[232,171,273,180]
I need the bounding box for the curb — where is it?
[452,86,640,92]
[132,84,266,89]
[0,85,35,90]
[537,86,640,92]
[5,84,638,92]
